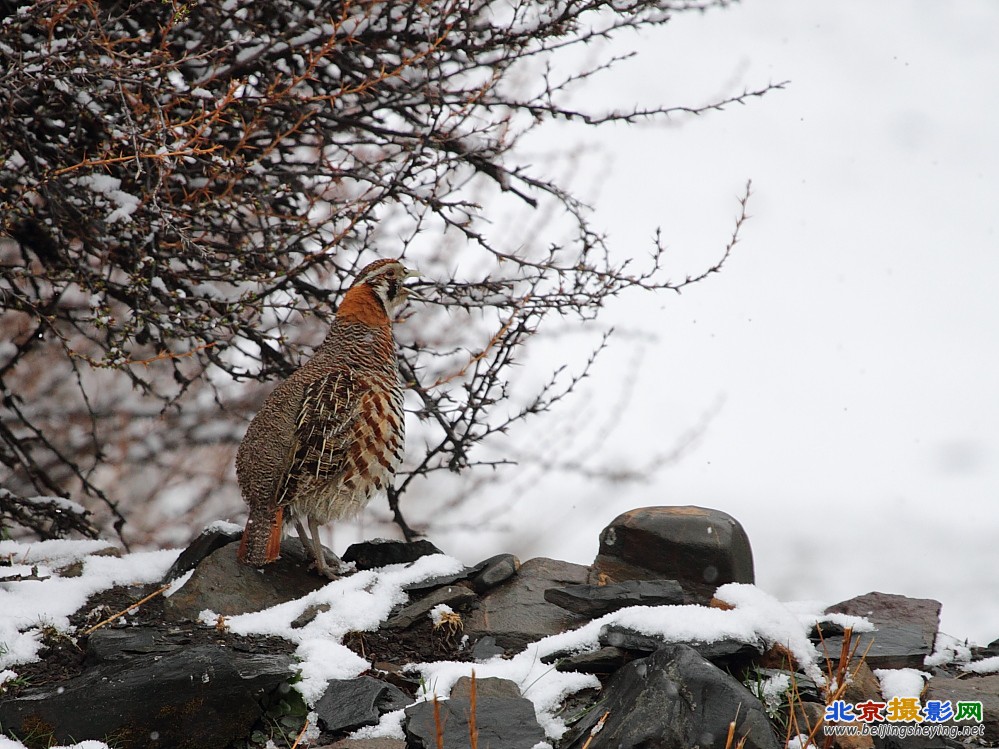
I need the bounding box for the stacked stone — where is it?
[2,507,995,749]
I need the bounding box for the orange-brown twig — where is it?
[80,583,170,636]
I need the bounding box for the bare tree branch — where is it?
[0,0,776,544]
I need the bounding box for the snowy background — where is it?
[359,1,998,645]
[2,5,997,747]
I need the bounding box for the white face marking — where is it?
[367,263,410,316]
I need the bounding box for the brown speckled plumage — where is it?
[236,259,412,576]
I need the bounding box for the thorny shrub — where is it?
[0,0,781,547]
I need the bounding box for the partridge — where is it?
[236,258,414,577]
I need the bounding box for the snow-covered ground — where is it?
[2,538,994,749]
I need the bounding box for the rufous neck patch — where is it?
[337,283,389,327]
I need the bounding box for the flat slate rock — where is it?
[471,635,506,661]
[562,643,780,749]
[469,553,520,593]
[451,676,522,700]
[599,623,764,665]
[554,646,632,674]
[384,585,477,630]
[402,553,519,596]
[590,506,755,602]
[342,539,444,570]
[823,592,941,670]
[925,673,999,744]
[404,691,545,749]
[545,579,684,617]
[465,556,589,650]
[314,676,411,735]
[0,645,293,749]
[84,627,188,665]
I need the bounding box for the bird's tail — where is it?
[237,505,284,566]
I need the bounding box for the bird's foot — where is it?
[312,550,344,580]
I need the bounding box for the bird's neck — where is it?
[317,311,396,371]
[336,283,389,328]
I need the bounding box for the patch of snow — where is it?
[925,632,974,668]
[21,495,88,516]
[875,668,929,699]
[961,656,999,675]
[0,733,110,749]
[166,69,188,91]
[5,150,25,170]
[0,542,179,670]
[4,741,101,749]
[163,569,194,597]
[76,174,141,224]
[415,583,829,740]
[348,708,406,740]
[0,538,112,568]
[204,519,244,535]
[786,735,817,749]
[812,611,876,634]
[756,670,792,717]
[219,553,465,704]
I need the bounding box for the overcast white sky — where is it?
[412,1,999,645]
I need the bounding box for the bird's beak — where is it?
[401,266,422,300]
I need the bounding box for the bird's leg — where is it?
[308,516,341,580]
[295,519,312,561]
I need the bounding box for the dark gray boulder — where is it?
[0,643,293,749]
[545,579,684,617]
[469,553,520,593]
[342,539,445,570]
[590,506,755,602]
[163,539,330,619]
[553,646,632,674]
[562,644,780,749]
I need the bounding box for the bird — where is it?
[236,258,415,578]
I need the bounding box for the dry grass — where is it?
[432,669,479,749]
[468,671,479,749]
[780,626,875,749]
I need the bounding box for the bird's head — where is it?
[338,258,418,325]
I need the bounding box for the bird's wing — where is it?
[276,368,361,507]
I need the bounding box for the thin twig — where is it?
[469,670,478,749]
[80,584,171,636]
[290,717,310,749]
[581,710,610,749]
